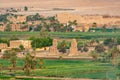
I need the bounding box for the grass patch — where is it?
[1,31,120,39]
[0,59,119,79]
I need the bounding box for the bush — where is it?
[31,37,52,48]
[83,47,89,52]
[39,58,44,69]
[95,44,105,53]
[59,56,63,60]
[90,50,99,61]
[104,38,118,48]
[24,6,28,11]
[57,40,71,53]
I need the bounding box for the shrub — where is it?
[83,47,89,52]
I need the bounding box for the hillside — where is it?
[0,0,120,16]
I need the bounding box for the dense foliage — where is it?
[0,14,9,22]
[104,38,118,48]
[0,38,9,45]
[57,40,71,53]
[31,37,52,49]
[24,6,28,11]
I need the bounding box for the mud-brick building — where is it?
[10,40,31,50]
[7,15,26,23]
[0,43,8,52]
[0,23,6,32]
[10,23,29,31]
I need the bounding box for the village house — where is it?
[0,43,8,53]
[0,23,6,32]
[57,13,120,29]
[74,24,90,32]
[10,40,32,50]
[0,25,5,32]
[0,43,8,49]
[10,23,29,31]
[7,15,26,23]
[27,21,41,26]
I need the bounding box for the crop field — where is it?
[0,32,120,39]
[0,59,119,80]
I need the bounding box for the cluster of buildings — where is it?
[0,14,29,32]
[1,38,120,57]
[49,39,96,56]
[0,40,31,53]
[57,13,120,31]
[0,12,120,32]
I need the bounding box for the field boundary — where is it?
[15,76,98,80]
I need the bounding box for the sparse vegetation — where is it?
[24,6,28,11]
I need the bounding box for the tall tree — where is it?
[3,50,17,71]
[90,50,99,61]
[104,38,118,48]
[31,37,52,49]
[5,24,11,32]
[110,47,120,66]
[95,44,105,53]
[24,6,28,11]
[9,50,17,71]
[57,40,71,53]
[19,45,25,51]
[40,26,49,38]
[23,53,37,75]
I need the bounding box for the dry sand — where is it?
[0,0,120,16]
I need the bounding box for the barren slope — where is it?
[0,0,120,15]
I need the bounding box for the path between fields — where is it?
[16,76,99,80]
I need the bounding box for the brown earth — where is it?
[0,0,120,16]
[15,76,95,80]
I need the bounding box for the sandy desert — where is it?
[0,0,120,16]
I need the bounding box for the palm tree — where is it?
[95,44,105,53]
[9,51,17,71]
[3,50,17,71]
[90,50,99,61]
[40,26,49,38]
[92,22,97,28]
[0,63,2,75]
[23,53,32,75]
[100,52,111,62]
[2,50,10,59]
[68,20,77,26]
[39,58,44,69]
[66,20,77,32]
[23,53,37,75]
[110,47,120,66]
[57,40,71,53]
[19,45,25,51]
[24,6,28,11]
[89,39,99,47]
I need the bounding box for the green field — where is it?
[0,31,120,39]
[0,59,119,80]
[0,31,120,79]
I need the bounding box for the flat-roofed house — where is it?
[0,43,8,53]
[0,43,8,49]
[10,23,29,31]
[0,23,6,32]
[10,40,31,50]
[7,15,26,23]
[74,24,90,32]
[57,13,120,28]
